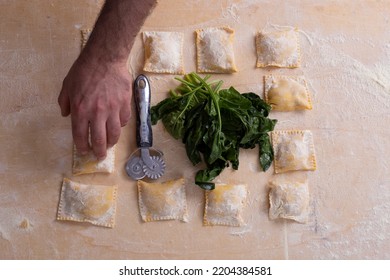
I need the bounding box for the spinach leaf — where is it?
[150,72,277,190]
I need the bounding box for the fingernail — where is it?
[96,153,106,161]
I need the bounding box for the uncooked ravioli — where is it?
[204,183,247,227]
[57,178,118,228]
[256,27,301,68]
[196,27,238,73]
[137,178,188,222]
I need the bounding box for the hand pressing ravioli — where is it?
[72,144,116,175]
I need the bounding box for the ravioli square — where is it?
[143,31,184,74]
[272,130,317,173]
[204,183,247,227]
[72,144,116,175]
[137,178,188,222]
[196,27,238,73]
[57,178,118,228]
[256,28,300,68]
[264,75,312,111]
[269,178,309,223]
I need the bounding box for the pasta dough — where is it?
[72,145,115,175]
[204,183,247,227]
[57,178,118,228]
[137,178,188,222]
[196,27,238,73]
[272,130,317,173]
[80,28,92,49]
[264,75,312,111]
[268,178,309,223]
[143,31,184,74]
[256,28,300,68]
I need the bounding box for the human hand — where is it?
[58,55,131,160]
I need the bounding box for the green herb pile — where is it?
[151,72,277,190]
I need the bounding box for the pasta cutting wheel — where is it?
[126,148,165,180]
[126,156,145,180]
[142,154,166,180]
[125,74,165,180]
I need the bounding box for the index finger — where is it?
[71,114,89,156]
[90,117,107,160]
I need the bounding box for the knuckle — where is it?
[109,129,121,143]
[71,99,88,117]
[112,127,121,138]
[93,100,109,117]
[95,100,106,112]
[92,136,106,146]
[121,93,130,103]
[72,125,85,139]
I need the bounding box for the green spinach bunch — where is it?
[151,72,277,190]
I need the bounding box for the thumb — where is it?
[58,87,71,116]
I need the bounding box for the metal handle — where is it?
[134,74,152,147]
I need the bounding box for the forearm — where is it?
[81,0,158,65]
[58,0,158,159]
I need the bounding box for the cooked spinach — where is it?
[151,72,277,190]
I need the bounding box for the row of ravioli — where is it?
[141,26,300,74]
[82,26,301,74]
[57,128,317,228]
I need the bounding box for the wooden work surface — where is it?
[1,0,390,259]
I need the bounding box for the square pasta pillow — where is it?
[204,183,247,227]
[264,75,312,111]
[72,145,115,175]
[268,178,309,223]
[57,178,118,228]
[143,31,184,74]
[137,178,188,222]
[196,27,238,73]
[256,28,300,68]
[271,130,317,173]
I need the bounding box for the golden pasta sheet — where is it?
[272,130,317,173]
[264,75,312,111]
[72,145,115,176]
[269,178,309,223]
[256,28,300,68]
[204,183,247,227]
[196,27,238,73]
[137,178,188,222]
[143,31,184,74]
[57,178,118,228]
